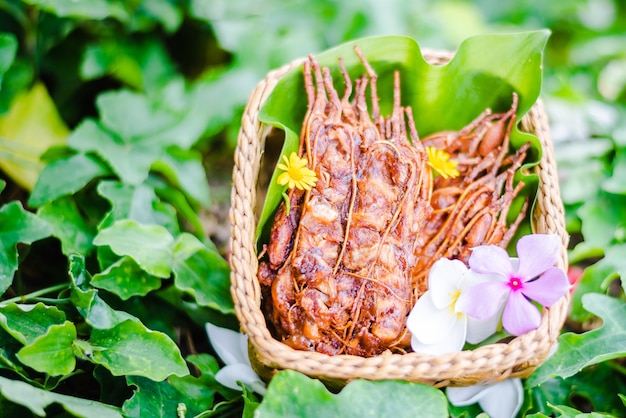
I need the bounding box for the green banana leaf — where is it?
[256,30,550,246]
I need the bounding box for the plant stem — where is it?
[1,283,70,305]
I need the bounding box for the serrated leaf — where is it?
[93,219,174,278]
[28,151,112,208]
[0,375,123,417]
[255,370,448,418]
[0,82,69,190]
[0,201,52,295]
[256,31,548,242]
[152,146,211,207]
[96,180,179,234]
[68,118,161,185]
[527,293,626,387]
[37,195,96,255]
[16,321,77,376]
[89,319,189,381]
[91,256,162,300]
[0,303,66,345]
[172,233,234,314]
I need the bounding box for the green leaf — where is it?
[123,375,188,418]
[0,201,52,295]
[172,233,234,314]
[0,375,123,417]
[96,180,179,234]
[0,33,17,85]
[91,256,163,300]
[603,148,626,195]
[256,370,448,417]
[152,145,211,207]
[16,321,77,376]
[124,355,218,418]
[28,151,112,208]
[577,192,626,249]
[256,31,548,241]
[527,293,626,387]
[89,319,189,381]
[527,362,626,417]
[0,82,69,190]
[37,195,97,255]
[93,219,174,278]
[0,303,66,345]
[69,254,137,329]
[68,118,162,185]
[21,0,128,21]
[570,244,626,322]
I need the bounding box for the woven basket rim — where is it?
[229,47,571,387]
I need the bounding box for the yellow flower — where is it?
[426,146,460,179]
[276,152,318,191]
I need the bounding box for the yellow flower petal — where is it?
[276,152,318,190]
[426,146,460,179]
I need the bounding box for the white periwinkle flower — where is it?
[205,323,267,395]
[407,258,500,355]
[447,378,524,418]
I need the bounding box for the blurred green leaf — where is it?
[93,219,174,278]
[0,303,66,345]
[528,293,626,387]
[28,152,112,208]
[256,370,448,417]
[89,319,189,381]
[91,256,163,300]
[172,233,234,314]
[0,32,17,85]
[0,375,123,417]
[37,195,97,255]
[16,321,77,376]
[22,0,128,20]
[577,193,626,249]
[152,146,211,207]
[0,201,52,295]
[603,149,626,195]
[0,82,69,190]
[96,180,179,234]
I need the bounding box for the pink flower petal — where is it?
[469,245,514,277]
[502,291,542,336]
[456,281,509,320]
[516,234,560,280]
[522,267,569,307]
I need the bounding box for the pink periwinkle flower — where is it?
[456,234,569,336]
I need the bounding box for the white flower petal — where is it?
[206,322,249,366]
[429,258,468,309]
[215,363,267,395]
[407,291,457,344]
[447,378,523,418]
[478,379,524,418]
[411,316,466,355]
[466,312,500,344]
[447,384,488,406]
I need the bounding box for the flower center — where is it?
[508,276,524,291]
[288,166,303,181]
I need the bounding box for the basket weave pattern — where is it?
[229,49,570,387]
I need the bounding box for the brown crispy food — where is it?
[258,48,530,356]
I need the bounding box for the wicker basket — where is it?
[229,48,570,389]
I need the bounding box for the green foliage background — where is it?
[0,0,625,417]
